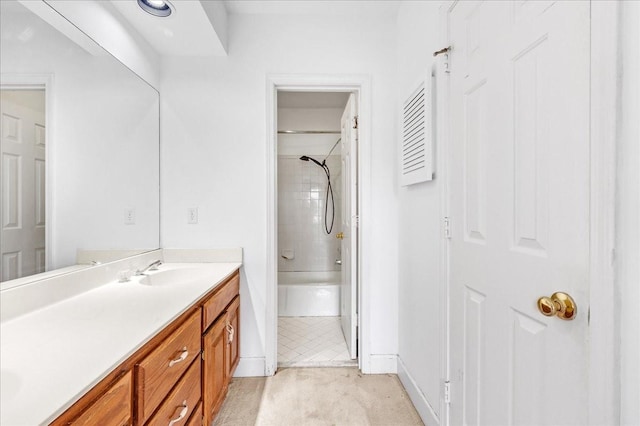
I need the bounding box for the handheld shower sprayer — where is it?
[299,155,324,167]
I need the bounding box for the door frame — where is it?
[0,73,55,274]
[265,74,371,375]
[437,5,453,426]
[438,1,618,424]
[588,2,619,424]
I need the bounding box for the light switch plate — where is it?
[124,208,135,225]
[188,207,198,224]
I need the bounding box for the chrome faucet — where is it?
[135,260,162,276]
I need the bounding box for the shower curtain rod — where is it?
[278,130,341,134]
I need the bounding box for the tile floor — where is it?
[278,316,356,367]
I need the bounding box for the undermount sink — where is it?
[135,267,211,287]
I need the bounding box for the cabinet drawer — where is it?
[146,359,201,426]
[202,272,239,331]
[73,371,132,426]
[136,310,201,424]
[186,401,203,426]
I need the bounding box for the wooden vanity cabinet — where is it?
[145,358,201,426]
[226,296,240,374]
[201,282,241,426]
[51,368,134,426]
[202,316,229,425]
[71,371,132,426]
[202,273,239,330]
[186,402,203,426]
[50,269,240,426]
[135,310,201,424]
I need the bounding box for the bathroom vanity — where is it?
[0,250,242,426]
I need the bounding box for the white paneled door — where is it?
[340,94,358,360]
[448,1,590,425]
[0,90,46,281]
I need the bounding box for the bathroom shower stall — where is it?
[276,91,357,367]
[277,148,342,317]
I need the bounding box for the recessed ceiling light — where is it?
[137,0,173,17]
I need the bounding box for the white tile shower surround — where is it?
[278,316,356,367]
[278,155,342,272]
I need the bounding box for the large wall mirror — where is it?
[0,0,160,287]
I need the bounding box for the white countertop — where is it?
[0,262,241,426]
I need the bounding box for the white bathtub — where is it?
[278,271,340,317]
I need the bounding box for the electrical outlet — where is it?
[124,208,135,225]
[187,207,198,224]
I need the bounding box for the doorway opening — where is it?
[0,87,47,282]
[275,90,359,368]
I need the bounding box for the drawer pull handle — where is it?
[168,400,188,426]
[168,347,189,367]
[226,323,235,344]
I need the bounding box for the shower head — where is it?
[299,155,323,167]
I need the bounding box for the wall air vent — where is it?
[401,79,433,186]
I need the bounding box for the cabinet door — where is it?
[226,297,240,376]
[202,315,228,426]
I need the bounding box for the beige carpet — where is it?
[213,367,424,426]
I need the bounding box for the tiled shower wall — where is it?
[278,155,342,272]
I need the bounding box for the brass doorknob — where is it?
[336,232,344,240]
[537,292,577,320]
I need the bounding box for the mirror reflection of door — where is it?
[0,89,46,282]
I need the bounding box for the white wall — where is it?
[618,1,640,424]
[395,2,444,425]
[160,12,399,374]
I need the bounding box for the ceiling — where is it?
[110,0,226,56]
[278,92,350,109]
[106,0,400,58]
[224,0,401,16]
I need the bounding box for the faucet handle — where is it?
[135,260,162,275]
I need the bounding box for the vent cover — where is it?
[401,80,433,186]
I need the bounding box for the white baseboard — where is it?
[367,354,398,374]
[397,356,440,426]
[233,357,265,377]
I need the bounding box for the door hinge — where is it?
[353,115,359,129]
[443,381,451,404]
[443,217,451,239]
[433,46,452,74]
[354,215,360,227]
[443,52,451,74]
[201,350,204,361]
